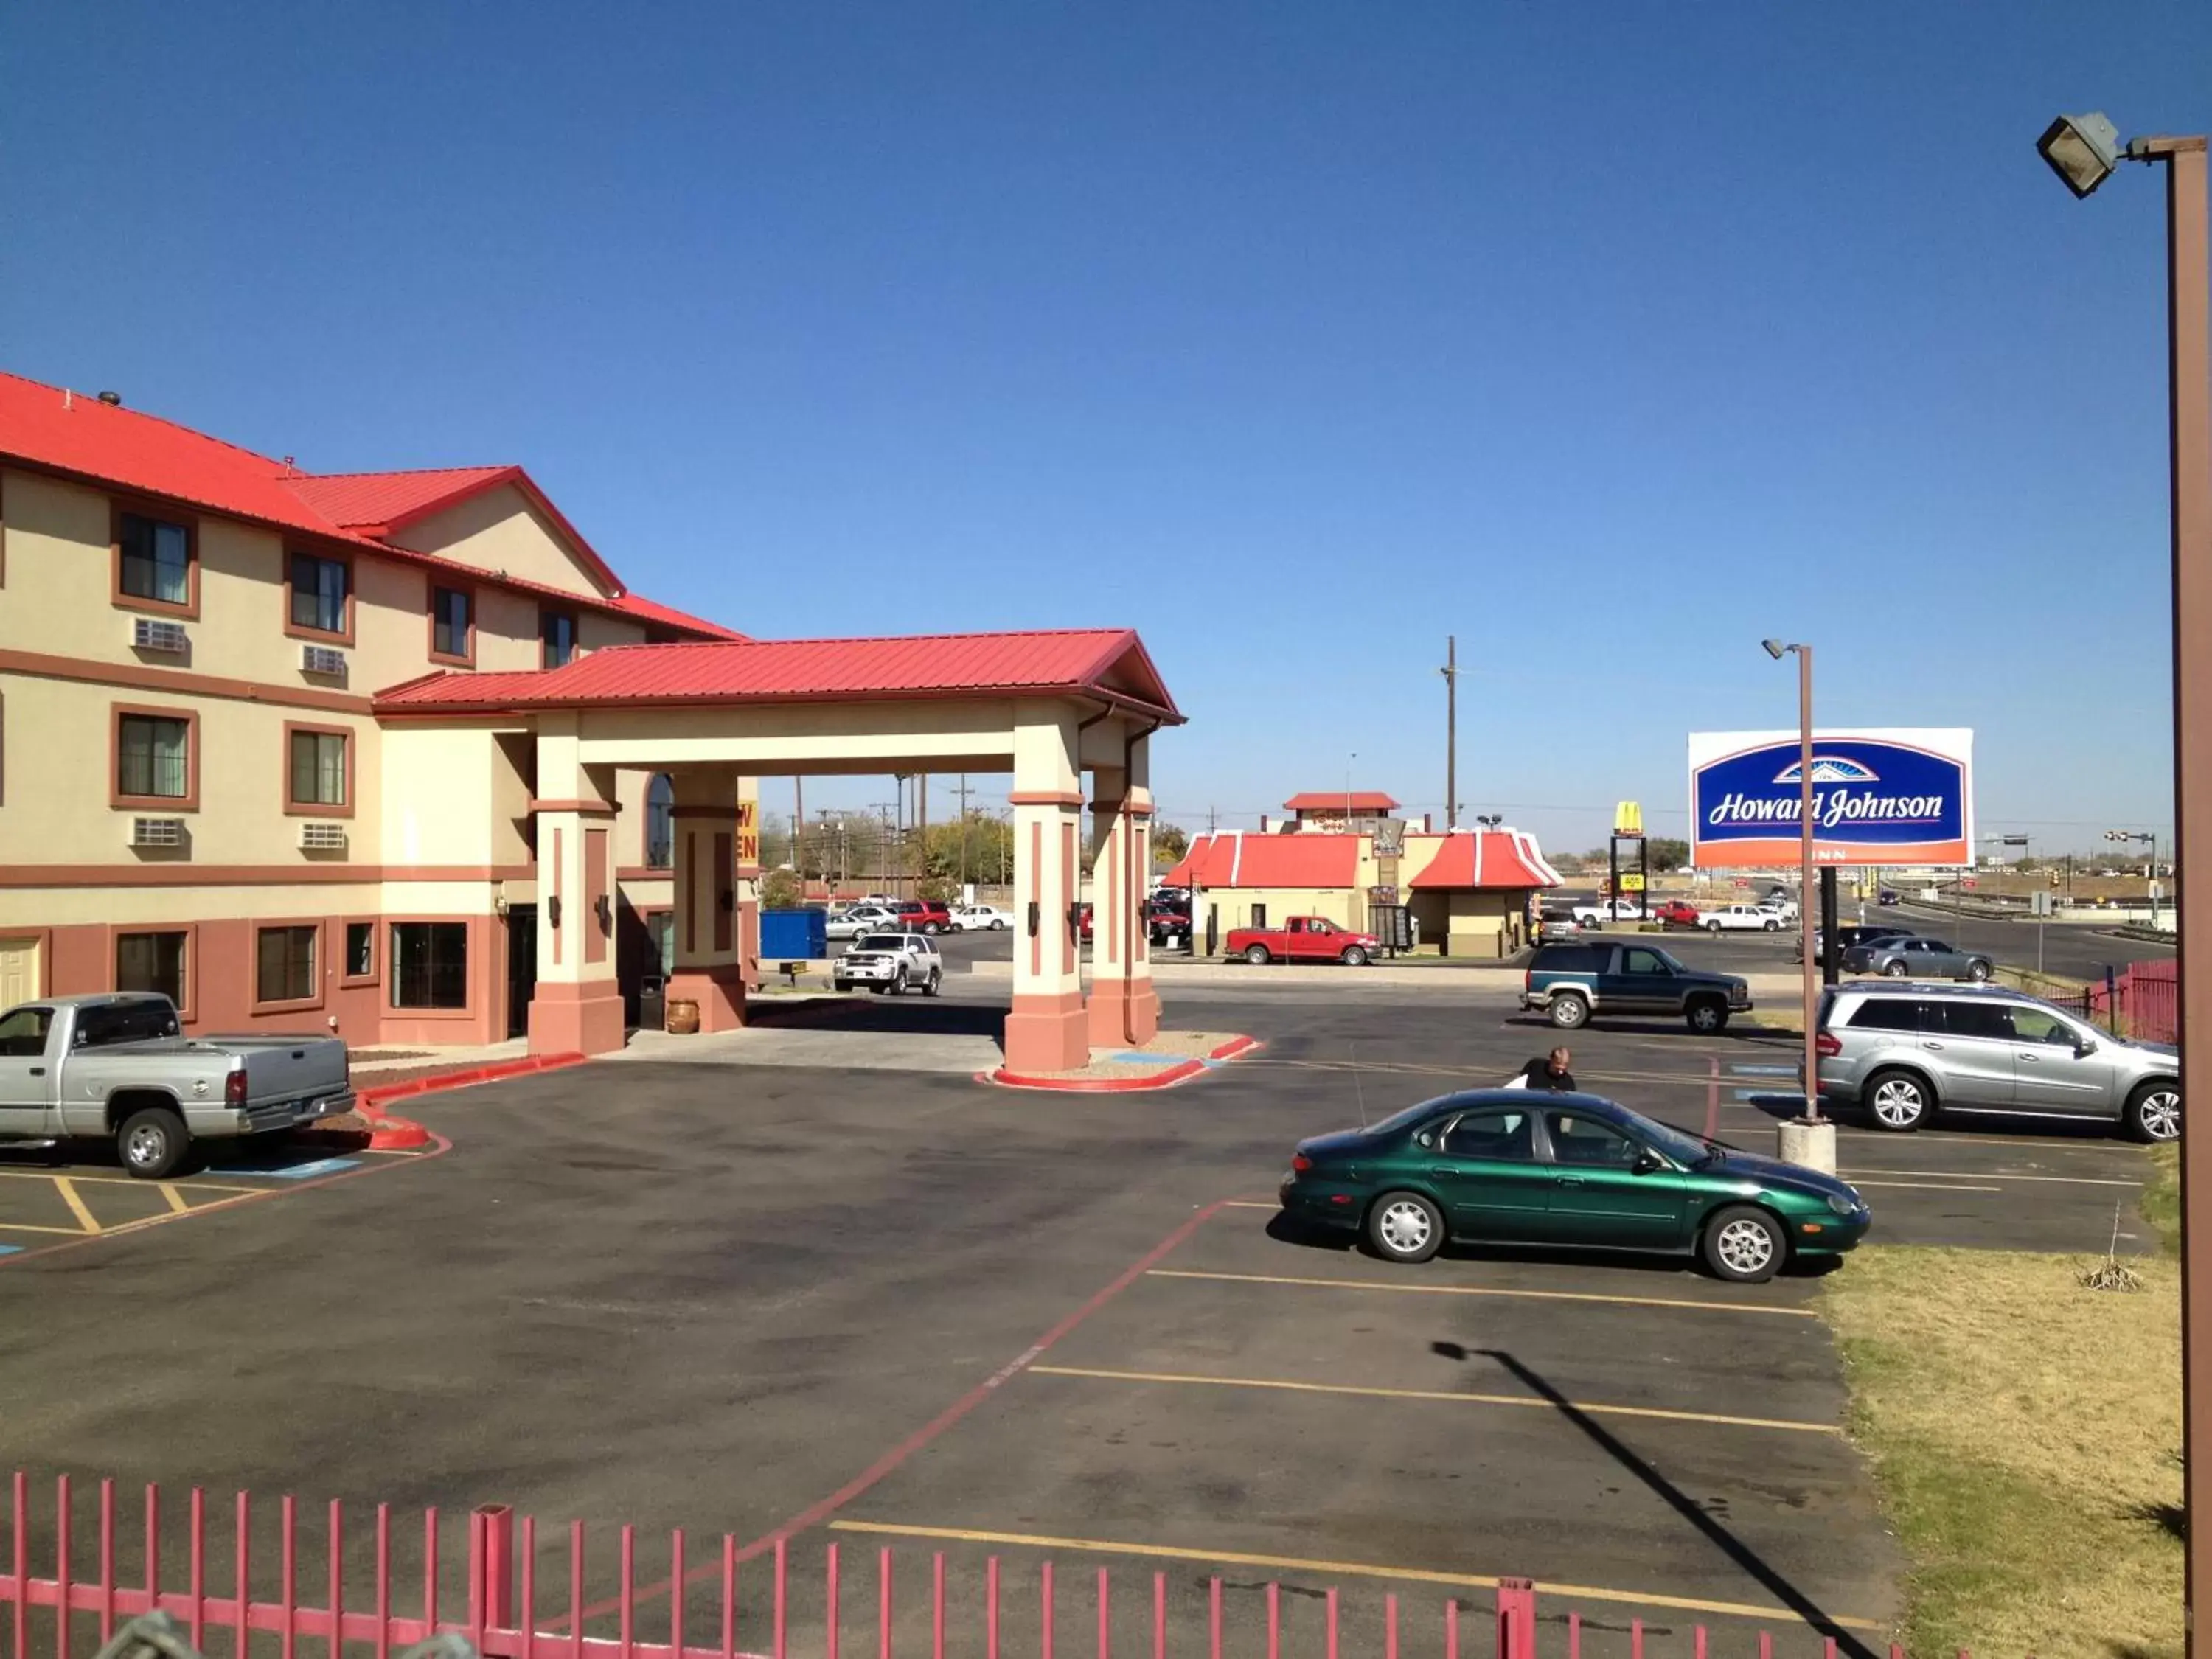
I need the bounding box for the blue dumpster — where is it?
[759,908,828,961]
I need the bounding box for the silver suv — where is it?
[1815,981,2179,1141]
[832,931,944,996]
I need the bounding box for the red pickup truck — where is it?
[1225,916,1380,966]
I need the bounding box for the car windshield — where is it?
[1609,1105,1717,1166]
[1366,1096,1456,1138]
[858,934,907,951]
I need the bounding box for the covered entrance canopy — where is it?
[374,627,1182,1072]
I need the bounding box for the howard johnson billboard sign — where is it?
[1688,728,1975,869]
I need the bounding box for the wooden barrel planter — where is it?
[665,999,701,1035]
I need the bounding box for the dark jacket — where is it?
[1520,1058,1576,1092]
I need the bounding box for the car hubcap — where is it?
[1378,1201,1432,1256]
[2140,1092,2183,1141]
[1692,1006,1718,1030]
[1717,1219,1773,1274]
[1873,1082,1922,1126]
[126,1125,167,1167]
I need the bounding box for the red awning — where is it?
[1407,831,1562,891]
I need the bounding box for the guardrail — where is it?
[4,1472,1925,1659]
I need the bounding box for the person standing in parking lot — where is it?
[1515,1047,1576,1092]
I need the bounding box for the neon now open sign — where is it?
[1687,728,1975,869]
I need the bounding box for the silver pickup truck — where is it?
[0,993,355,1178]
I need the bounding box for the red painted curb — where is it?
[357,1051,588,1115]
[986,1033,1259,1093]
[1207,1034,1264,1062]
[368,1116,432,1150]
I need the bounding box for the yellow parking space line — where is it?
[52,1178,100,1235]
[0,1219,107,1235]
[825,1521,1879,1630]
[0,1170,267,1194]
[1845,1167,2138,1186]
[157,1183,190,1214]
[1147,1267,1820,1318]
[1029,1364,1841,1436]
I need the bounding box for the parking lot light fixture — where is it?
[2038,108,2208,1650]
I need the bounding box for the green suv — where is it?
[1521,939,1753,1033]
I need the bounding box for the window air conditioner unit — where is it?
[132,618,188,653]
[299,822,348,851]
[131,817,186,849]
[299,644,347,677]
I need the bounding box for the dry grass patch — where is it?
[1821,1222,2180,1659]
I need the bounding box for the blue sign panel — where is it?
[1688,728,1974,869]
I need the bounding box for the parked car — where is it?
[950,905,1012,931]
[1534,905,1583,941]
[1877,888,1900,906]
[1521,939,1752,1033]
[1793,925,1913,965]
[1571,897,1648,925]
[1226,916,1380,966]
[1148,905,1192,947]
[827,905,899,940]
[0,993,354,1179]
[1703,904,1785,933]
[1653,900,1701,929]
[832,932,944,995]
[1277,1088,1869,1281]
[1816,982,2179,1140]
[890,900,954,935]
[1842,936,1994,982]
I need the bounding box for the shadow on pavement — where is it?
[748,998,1008,1040]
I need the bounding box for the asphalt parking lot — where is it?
[0,981,2158,1655]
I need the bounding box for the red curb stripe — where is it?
[356,1051,588,1113]
[987,1032,1260,1092]
[367,1116,431,1150]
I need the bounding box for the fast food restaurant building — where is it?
[0,371,1180,1072]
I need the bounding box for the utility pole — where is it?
[1439,635,1460,831]
[794,778,804,888]
[919,773,929,894]
[956,773,972,886]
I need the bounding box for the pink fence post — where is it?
[372,1506,390,1659]
[935,1554,947,1659]
[1630,1620,1641,1659]
[98,1478,114,1644]
[826,1543,841,1659]
[1439,1596,1450,1659]
[1266,1583,1279,1659]
[1492,1579,1534,1659]
[1694,1626,1707,1659]
[1385,1593,1398,1659]
[1826,1640,1839,1659]
[880,1548,893,1659]
[987,1557,999,1659]
[282,1492,298,1659]
[723,1535,737,1659]
[1569,1611,1581,1659]
[1208,1579,1220,1659]
[1154,1573,1167,1659]
[55,1473,71,1659]
[619,1525,636,1659]
[476,1506,515,1634]
[143,1484,161,1636]
[1098,1568,1110,1659]
[1759,1632,1772,1659]
[520,1516,537,1659]
[773,1538,788,1659]
[190,1489,206,1655]
[1041,1560,1054,1659]
[424,1506,439,1640]
[236,1491,253,1659]
[329,1500,345,1659]
[13,1470,29,1659]
[568,1522,585,1659]
[671,1529,686,1659]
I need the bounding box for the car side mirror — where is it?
[2075,1037,2098,1057]
[1633,1152,1665,1175]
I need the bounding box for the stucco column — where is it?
[526,720,625,1056]
[1085,740,1160,1047]
[1005,712,1089,1072]
[667,768,747,1033]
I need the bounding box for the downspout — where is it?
[1122,717,1164,1044]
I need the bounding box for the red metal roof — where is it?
[1283,791,1399,813]
[1161,832,1360,888]
[1407,831,1562,891]
[0,369,725,639]
[608,593,747,641]
[375,627,1180,718]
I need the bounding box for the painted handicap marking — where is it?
[1105,1051,1183,1065]
[0,1245,19,1258]
[204,1157,361,1180]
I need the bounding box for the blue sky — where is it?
[3,2,2203,855]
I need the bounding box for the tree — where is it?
[922,811,1015,886]
[761,867,804,910]
[1153,822,1191,866]
[1646,837,1691,872]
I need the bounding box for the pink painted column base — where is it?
[1086,977,1161,1048]
[667,965,748,1033]
[527,982,627,1057]
[1005,990,1090,1072]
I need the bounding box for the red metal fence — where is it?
[2063,959,2179,1043]
[1,1473,1899,1659]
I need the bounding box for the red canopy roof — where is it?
[1283,790,1399,813]
[1161,832,1360,889]
[0,369,731,639]
[1407,831,1562,891]
[376,627,1181,719]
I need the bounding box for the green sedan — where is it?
[1278,1091,1870,1283]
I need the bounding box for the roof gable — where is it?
[1162,831,1360,888]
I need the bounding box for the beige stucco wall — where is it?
[389,484,608,601]
[380,724,528,866]
[1189,886,1362,932]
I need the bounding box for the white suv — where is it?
[832,931,944,995]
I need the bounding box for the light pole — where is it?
[1345,753,1357,827]
[1763,639,1823,1127]
[2040,109,2209,1649]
